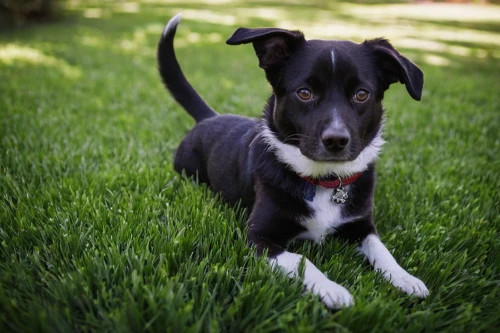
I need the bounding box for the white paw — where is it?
[385,270,429,298]
[309,279,354,309]
[270,251,354,309]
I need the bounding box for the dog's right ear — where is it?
[226,28,305,70]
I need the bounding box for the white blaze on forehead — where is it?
[331,50,335,73]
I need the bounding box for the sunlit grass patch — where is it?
[0,44,82,78]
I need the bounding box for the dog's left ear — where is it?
[365,38,424,101]
[226,27,305,70]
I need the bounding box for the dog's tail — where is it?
[157,13,217,123]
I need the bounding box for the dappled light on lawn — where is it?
[68,1,500,67]
[422,54,451,67]
[0,44,82,79]
[82,1,500,66]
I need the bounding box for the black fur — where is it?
[157,15,423,258]
[158,18,217,122]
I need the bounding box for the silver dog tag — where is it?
[331,186,348,203]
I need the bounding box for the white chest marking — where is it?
[299,186,351,243]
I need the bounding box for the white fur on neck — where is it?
[261,123,385,178]
[299,186,353,243]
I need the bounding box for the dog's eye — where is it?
[297,88,313,101]
[354,89,369,102]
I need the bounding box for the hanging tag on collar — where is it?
[331,177,348,204]
[303,182,316,202]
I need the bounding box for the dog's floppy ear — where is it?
[365,38,424,101]
[226,28,305,70]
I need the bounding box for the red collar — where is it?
[302,173,362,188]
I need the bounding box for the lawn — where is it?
[1,1,499,332]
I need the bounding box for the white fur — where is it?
[163,13,182,37]
[270,251,354,309]
[261,124,384,178]
[331,50,335,70]
[298,186,355,243]
[359,234,429,298]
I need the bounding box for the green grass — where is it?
[1,1,499,332]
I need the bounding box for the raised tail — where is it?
[157,13,217,123]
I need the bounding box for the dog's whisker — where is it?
[283,133,316,144]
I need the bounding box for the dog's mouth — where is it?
[301,149,357,163]
[298,139,359,163]
[266,125,366,164]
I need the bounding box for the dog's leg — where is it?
[174,135,209,184]
[359,234,429,297]
[270,250,354,309]
[249,183,354,309]
[249,221,354,309]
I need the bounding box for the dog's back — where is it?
[173,114,259,206]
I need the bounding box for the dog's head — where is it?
[227,28,423,168]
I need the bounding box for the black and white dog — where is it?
[158,13,429,309]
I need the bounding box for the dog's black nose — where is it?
[321,128,350,152]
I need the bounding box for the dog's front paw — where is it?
[385,269,429,298]
[309,279,354,309]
